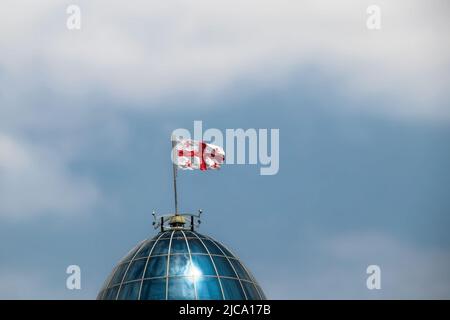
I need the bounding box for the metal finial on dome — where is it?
[169,214,185,228]
[152,211,203,232]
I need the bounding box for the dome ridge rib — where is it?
[181,230,198,300]
[203,234,248,300]
[190,230,226,300]
[137,231,166,299]
[165,230,175,299]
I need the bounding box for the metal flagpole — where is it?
[171,136,179,215]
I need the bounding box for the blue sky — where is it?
[0,0,449,299]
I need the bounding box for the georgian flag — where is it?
[174,138,225,171]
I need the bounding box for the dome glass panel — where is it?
[98,230,265,300]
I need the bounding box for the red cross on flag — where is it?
[174,138,225,171]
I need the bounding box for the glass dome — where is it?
[97,230,266,300]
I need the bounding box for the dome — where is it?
[97,229,266,300]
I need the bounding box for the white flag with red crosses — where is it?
[174,138,225,171]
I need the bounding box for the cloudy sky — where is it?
[0,0,449,299]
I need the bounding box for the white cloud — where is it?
[263,232,450,299]
[0,0,448,220]
[0,134,100,220]
[0,0,449,120]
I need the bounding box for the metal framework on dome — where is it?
[152,210,203,232]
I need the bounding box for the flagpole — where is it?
[171,136,179,215]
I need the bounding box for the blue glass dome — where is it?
[97,229,266,300]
